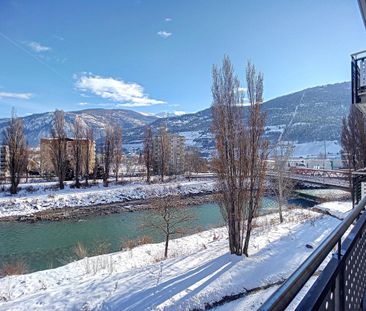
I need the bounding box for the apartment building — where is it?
[40,138,96,175]
[153,132,185,175]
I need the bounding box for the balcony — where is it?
[352,50,366,115]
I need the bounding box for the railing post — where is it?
[334,264,345,310]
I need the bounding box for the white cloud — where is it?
[0,92,32,100]
[26,41,51,53]
[78,102,89,106]
[157,31,172,39]
[75,74,165,107]
[165,17,172,22]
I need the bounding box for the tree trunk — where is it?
[243,215,253,257]
[164,234,169,258]
[279,191,284,223]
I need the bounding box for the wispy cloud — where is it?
[78,102,89,106]
[157,31,172,39]
[26,41,51,53]
[75,73,166,107]
[53,35,64,41]
[165,17,172,22]
[0,92,32,100]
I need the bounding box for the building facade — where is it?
[40,138,96,176]
[152,132,185,175]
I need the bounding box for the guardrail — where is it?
[259,195,366,311]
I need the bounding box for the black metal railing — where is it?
[259,195,366,311]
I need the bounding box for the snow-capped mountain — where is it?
[0,109,157,147]
[0,82,351,154]
[124,82,351,153]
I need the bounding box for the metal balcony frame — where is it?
[259,195,366,311]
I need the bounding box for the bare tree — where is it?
[341,105,366,170]
[3,111,28,194]
[72,116,84,188]
[212,56,248,256]
[84,127,94,186]
[243,61,268,256]
[102,125,114,187]
[212,57,268,256]
[112,125,123,182]
[143,126,153,183]
[50,110,67,189]
[144,195,193,258]
[157,126,170,182]
[185,148,208,179]
[270,142,294,223]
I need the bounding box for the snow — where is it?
[315,201,352,219]
[0,208,341,310]
[292,141,340,158]
[295,189,351,202]
[0,180,216,218]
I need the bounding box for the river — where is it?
[0,197,314,273]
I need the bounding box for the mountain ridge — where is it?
[0,82,351,153]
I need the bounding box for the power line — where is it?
[0,31,68,83]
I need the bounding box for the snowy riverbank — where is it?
[0,179,217,219]
[0,207,343,310]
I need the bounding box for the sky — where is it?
[0,0,365,118]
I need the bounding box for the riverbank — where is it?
[0,207,341,310]
[0,179,217,220]
[0,193,217,222]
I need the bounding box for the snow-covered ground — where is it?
[314,201,352,219]
[292,140,340,158]
[0,180,217,218]
[295,188,351,202]
[0,208,341,311]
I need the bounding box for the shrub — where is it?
[0,261,27,276]
[138,235,153,245]
[121,239,138,250]
[74,242,88,259]
[92,241,111,256]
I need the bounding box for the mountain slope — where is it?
[124,82,351,151]
[0,82,351,152]
[0,109,158,147]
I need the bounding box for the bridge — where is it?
[267,167,351,190]
[187,168,351,190]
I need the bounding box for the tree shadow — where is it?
[104,253,240,311]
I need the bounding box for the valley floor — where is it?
[0,202,351,311]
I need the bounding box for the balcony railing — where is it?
[352,50,366,115]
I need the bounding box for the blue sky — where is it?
[0,0,365,118]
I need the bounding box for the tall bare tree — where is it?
[112,125,123,182]
[143,126,153,183]
[50,110,67,189]
[243,61,268,256]
[341,105,366,170]
[212,56,248,256]
[102,125,114,187]
[72,116,84,188]
[270,142,294,223]
[3,112,28,194]
[144,195,193,258]
[84,127,94,186]
[157,126,170,182]
[212,57,268,256]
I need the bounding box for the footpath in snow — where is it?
[0,179,216,218]
[0,207,341,311]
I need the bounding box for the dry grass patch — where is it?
[0,261,27,277]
